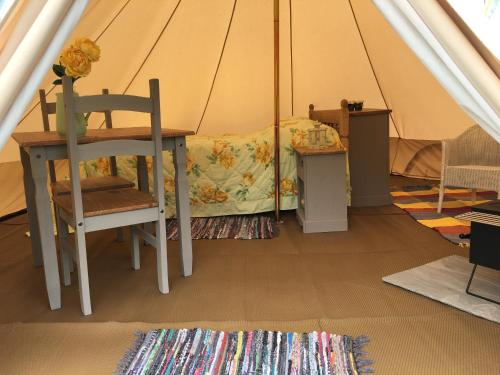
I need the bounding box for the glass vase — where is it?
[56,92,87,137]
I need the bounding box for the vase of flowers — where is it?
[53,38,101,137]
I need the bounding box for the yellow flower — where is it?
[186,152,193,173]
[215,190,228,203]
[255,143,272,165]
[242,172,254,187]
[164,177,175,193]
[291,130,307,147]
[200,185,216,203]
[60,46,91,77]
[212,140,228,156]
[145,156,153,173]
[280,177,296,195]
[74,38,100,62]
[190,197,201,205]
[95,157,109,175]
[219,151,234,169]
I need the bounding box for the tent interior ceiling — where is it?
[0,0,477,216]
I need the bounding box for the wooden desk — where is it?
[12,127,194,311]
[309,101,392,207]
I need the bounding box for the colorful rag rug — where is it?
[166,214,278,240]
[391,186,497,246]
[116,328,371,375]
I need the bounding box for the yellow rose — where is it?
[280,177,296,195]
[212,140,228,156]
[95,157,109,175]
[255,143,272,165]
[219,151,234,169]
[164,177,175,193]
[190,197,201,205]
[215,190,228,203]
[74,38,100,62]
[200,185,216,203]
[291,130,306,147]
[60,46,91,77]
[242,172,254,187]
[145,156,153,173]
[186,152,193,173]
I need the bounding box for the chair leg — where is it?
[74,226,92,315]
[155,219,169,294]
[56,208,72,286]
[130,226,140,270]
[437,183,445,213]
[471,188,477,203]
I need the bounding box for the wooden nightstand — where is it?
[309,102,392,207]
[293,145,348,233]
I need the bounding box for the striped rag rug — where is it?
[166,215,278,240]
[116,328,372,375]
[391,186,497,246]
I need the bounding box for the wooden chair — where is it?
[53,76,169,315]
[39,88,134,241]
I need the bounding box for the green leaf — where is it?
[52,64,65,77]
[52,79,62,85]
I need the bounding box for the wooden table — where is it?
[12,127,194,310]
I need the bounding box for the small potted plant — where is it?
[52,38,100,137]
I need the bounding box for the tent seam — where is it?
[289,0,294,116]
[195,0,239,135]
[347,0,401,139]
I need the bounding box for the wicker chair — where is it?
[438,125,500,213]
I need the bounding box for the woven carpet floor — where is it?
[0,177,499,374]
[391,186,498,246]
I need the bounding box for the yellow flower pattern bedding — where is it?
[82,118,349,218]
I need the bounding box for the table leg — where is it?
[20,147,43,267]
[29,148,61,310]
[173,137,192,277]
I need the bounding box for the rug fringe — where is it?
[352,335,374,374]
[166,214,278,240]
[115,331,146,375]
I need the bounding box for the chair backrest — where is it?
[449,125,500,166]
[61,75,165,222]
[39,88,118,181]
[39,89,57,183]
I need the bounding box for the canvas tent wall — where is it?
[0,0,481,217]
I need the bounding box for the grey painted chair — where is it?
[53,76,168,315]
[438,125,500,213]
[39,88,134,243]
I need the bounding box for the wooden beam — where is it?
[274,0,280,222]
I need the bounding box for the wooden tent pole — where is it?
[273,0,281,222]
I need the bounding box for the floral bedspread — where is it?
[82,118,349,218]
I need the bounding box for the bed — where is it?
[83,118,349,218]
